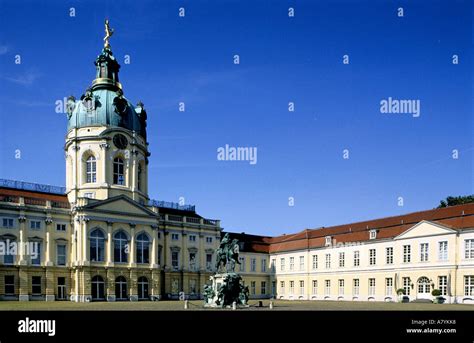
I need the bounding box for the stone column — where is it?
[45,268,55,301]
[163,230,169,269]
[18,215,27,265]
[199,232,205,272]
[106,268,116,302]
[45,217,53,266]
[129,224,136,266]
[151,225,158,268]
[18,267,29,301]
[82,216,89,265]
[106,222,113,266]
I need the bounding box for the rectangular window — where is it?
[312,280,318,295]
[403,245,411,263]
[299,256,304,271]
[312,255,318,270]
[338,279,344,295]
[280,281,285,294]
[325,280,331,296]
[289,281,294,294]
[206,253,212,271]
[280,258,285,271]
[271,258,276,272]
[403,277,411,296]
[2,218,14,228]
[369,249,376,265]
[385,278,393,296]
[339,252,345,268]
[171,233,179,241]
[206,237,213,244]
[464,276,474,296]
[251,281,256,295]
[188,235,196,242]
[299,280,304,295]
[420,243,429,262]
[368,278,376,296]
[353,279,359,296]
[239,257,245,272]
[250,258,256,272]
[30,220,41,230]
[325,254,331,269]
[353,251,360,267]
[261,281,266,295]
[289,257,294,271]
[189,252,197,271]
[57,277,66,300]
[386,247,393,265]
[5,275,14,295]
[438,276,448,296]
[370,230,377,239]
[464,240,474,259]
[56,223,67,232]
[261,258,267,273]
[57,244,66,266]
[438,241,448,261]
[32,276,41,295]
[31,243,41,265]
[171,251,179,270]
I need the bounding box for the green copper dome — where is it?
[66,44,147,140]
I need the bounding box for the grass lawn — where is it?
[0,299,472,311]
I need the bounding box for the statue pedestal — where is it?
[203,273,249,308]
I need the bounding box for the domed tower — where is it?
[65,20,150,205]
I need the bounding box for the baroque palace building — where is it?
[0,23,473,304]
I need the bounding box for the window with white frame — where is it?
[369,249,376,266]
[386,247,393,264]
[261,281,266,295]
[289,257,294,271]
[353,250,360,267]
[299,256,304,270]
[325,254,331,269]
[57,244,66,266]
[299,280,304,295]
[261,258,267,272]
[239,257,245,272]
[325,280,331,295]
[420,243,429,262]
[250,281,256,295]
[280,281,285,294]
[438,276,448,296]
[271,258,276,272]
[385,278,393,296]
[464,276,474,296]
[438,241,448,261]
[113,157,125,185]
[325,236,332,246]
[31,243,41,265]
[339,252,345,268]
[86,156,97,183]
[30,220,41,230]
[464,239,474,259]
[368,278,376,296]
[369,229,377,240]
[250,258,256,272]
[338,279,344,295]
[280,258,285,271]
[2,218,14,228]
[289,281,294,294]
[353,279,359,296]
[312,255,318,270]
[403,277,411,296]
[312,280,318,295]
[403,245,411,263]
[171,251,179,270]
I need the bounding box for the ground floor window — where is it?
[57,277,66,300]
[280,281,285,294]
[251,281,256,295]
[5,275,14,295]
[32,276,41,295]
[91,275,105,300]
[403,277,411,296]
[417,277,431,295]
[338,279,344,295]
[325,280,330,296]
[385,278,393,296]
[438,276,448,296]
[138,276,149,300]
[353,279,359,296]
[312,280,318,295]
[299,280,304,295]
[368,278,376,296]
[289,281,294,294]
[115,276,128,300]
[465,276,474,296]
[189,279,197,294]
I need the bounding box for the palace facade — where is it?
[0,23,473,304]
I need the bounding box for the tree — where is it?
[438,195,474,208]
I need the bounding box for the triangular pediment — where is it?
[395,220,456,240]
[82,195,157,217]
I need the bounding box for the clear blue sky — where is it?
[0,0,472,236]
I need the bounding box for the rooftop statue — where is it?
[104,19,114,49]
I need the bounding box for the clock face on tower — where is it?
[113,134,128,149]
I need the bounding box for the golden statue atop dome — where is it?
[103,19,114,49]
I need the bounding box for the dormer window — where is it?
[325,236,332,246]
[370,229,377,240]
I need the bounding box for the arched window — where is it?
[417,277,431,295]
[115,276,127,300]
[136,232,150,264]
[114,231,128,263]
[137,164,142,191]
[91,275,105,300]
[113,158,125,185]
[86,156,96,183]
[90,229,105,262]
[138,276,149,300]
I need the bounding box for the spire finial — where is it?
[104,19,114,49]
